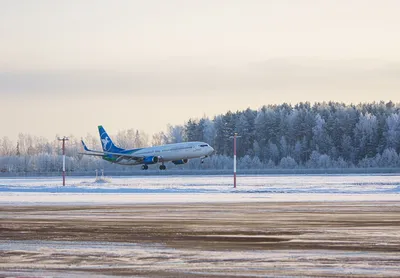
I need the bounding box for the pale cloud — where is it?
[1,0,400,70]
[1,0,400,139]
[2,58,400,96]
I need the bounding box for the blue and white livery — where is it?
[81,126,214,170]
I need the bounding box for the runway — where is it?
[1,201,400,277]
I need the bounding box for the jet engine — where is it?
[172,159,189,165]
[143,156,159,164]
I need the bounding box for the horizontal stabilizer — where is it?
[78,152,105,157]
[81,140,90,152]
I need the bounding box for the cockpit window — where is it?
[200,144,208,147]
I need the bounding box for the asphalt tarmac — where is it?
[1,201,400,277]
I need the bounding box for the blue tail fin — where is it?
[98,125,125,153]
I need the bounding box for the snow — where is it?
[2,174,400,277]
[0,174,400,205]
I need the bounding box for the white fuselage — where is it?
[116,141,214,165]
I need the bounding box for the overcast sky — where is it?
[1,0,400,141]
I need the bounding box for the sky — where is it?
[1,0,400,141]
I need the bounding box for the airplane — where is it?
[80,125,214,170]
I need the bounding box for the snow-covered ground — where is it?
[2,175,400,277]
[0,174,400,204]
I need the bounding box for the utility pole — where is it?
[229,133,241,188]
[58,136,69,186]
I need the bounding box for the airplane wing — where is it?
[79,151,145,161]
[80,140,146,162]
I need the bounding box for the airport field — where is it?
[1,175,400,277]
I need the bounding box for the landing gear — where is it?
[141,165,148,170]
[159,164,166,170]
[201,158,205,164]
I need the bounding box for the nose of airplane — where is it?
[209,146,215,154]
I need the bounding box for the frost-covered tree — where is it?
[312,114,333,155]
[279,136,290,158]
[238,155,253,169]
[293,140,302,164]
[202,119,215,145]
[251,156,264,169]
[3,101,400,173]
[279,156,297,169]
[266,141,280,164]
[236,112,254,157]
[116,129,149,148]
[266,159,275,168]
[166,124,184,143]
[379,148,399,167]
[354,113,379,159]
[1,137,14,156]
[152,132,168,146]
[385,113,400,153]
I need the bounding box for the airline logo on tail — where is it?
[98,126,125,153]
[101,135,111,151]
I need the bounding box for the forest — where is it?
[1,101,400,174]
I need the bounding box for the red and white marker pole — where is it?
[230,133,241,188]
[58,136,69,186]
[233,133,237,188]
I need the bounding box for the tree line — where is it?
[2,101,400,173]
